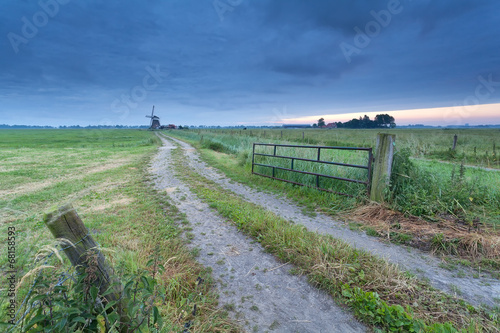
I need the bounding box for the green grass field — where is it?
[196,128,500,168]
[171,128,500,225]
[0,129,236,332]
[1,128,499,332]
[168,128,500,274]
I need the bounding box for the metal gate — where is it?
[251,143,373,196]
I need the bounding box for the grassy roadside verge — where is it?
[0,129,238,332]
[167,137,500,332]
[166,131,500,276]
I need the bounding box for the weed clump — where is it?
[389,149,497,222]
[350,149,500,265]
[8,248,164,332]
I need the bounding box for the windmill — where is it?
[146,105,161,129]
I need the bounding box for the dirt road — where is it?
[149,136,366,332]
[162,134,500,309]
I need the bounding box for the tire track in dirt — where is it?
[163,134,500,309]
[150,136,366,333]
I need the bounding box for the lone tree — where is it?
[375,114,395,128]
[318,118,326,127]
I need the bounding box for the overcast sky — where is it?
[1,0,500,126]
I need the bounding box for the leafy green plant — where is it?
[342,284,417,331]
[5,249,165,333]
[341,284,463,332]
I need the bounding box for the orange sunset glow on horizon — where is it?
[281,103,500,126]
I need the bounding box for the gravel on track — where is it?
[149,136,366,333]
[163,134,500,309]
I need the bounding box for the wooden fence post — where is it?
[452,134,458,150]
[370,134,395,203]
[44,204,126,324]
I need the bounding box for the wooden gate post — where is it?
[44,204,126,325]
[370,133,395,203]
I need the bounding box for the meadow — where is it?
[171,128,500,217]
[199,128,500,169]
[1,128,499,331]
[168,128,500,270]
[0,129,236,332]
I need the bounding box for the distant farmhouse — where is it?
[282,124,312,129]
[325,123,337,129]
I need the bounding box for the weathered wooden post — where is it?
[44,204,126,326]
[452,134,458,150]
[45,204,116,294]
[370,133,395,203]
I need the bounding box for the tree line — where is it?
[314,114,396,129]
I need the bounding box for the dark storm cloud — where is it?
[256,0,392,35]
[1,0,499,126]
[407,0,491,35]
[2,1,165,87]
[256,0,491,36]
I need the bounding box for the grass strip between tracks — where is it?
[169,138,500,332]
